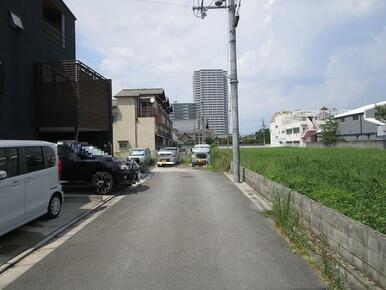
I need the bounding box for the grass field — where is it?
[239,147,386,234]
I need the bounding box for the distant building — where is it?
[270,107,343,147]
[170,102,197,120]
[113,88,173,157]
[193,69,229,136]
[170,102,197,135]
[334,101,386,141]
[0,0,112,152]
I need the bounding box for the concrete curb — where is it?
[240,166,386,289]
[0,195,115,275]
[227,170,383,289]
[224,172,272,211]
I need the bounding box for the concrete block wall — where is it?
[241,167,386,288]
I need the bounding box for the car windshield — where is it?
[84,146,107,157]
[161,147,177,151]
[130,150,145,156]
[195,146,209,151]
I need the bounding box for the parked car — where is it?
[191,144,211,166]
[121,159,142,183]
[127,148,151,172]
[57,142,136,194]
[157,147,180,166]
[0,141,63,237]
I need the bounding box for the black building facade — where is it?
[0,0,112,152]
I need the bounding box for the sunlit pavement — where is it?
[4,168,325,290]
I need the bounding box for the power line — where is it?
[135,0,191,7]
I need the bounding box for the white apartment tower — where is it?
[193,69,229,135]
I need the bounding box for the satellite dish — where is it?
[150,97,155,104]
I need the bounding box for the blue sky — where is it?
[66,0,386,134]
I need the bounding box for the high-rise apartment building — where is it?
[170,102,197,135]
[170,102,197,120]
[193,69,229,135]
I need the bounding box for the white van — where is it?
[0,141,63,237]
[191,144,211,166]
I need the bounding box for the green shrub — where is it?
[210,145,231,171]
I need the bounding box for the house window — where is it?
[0,60,3,94]
[9,11,24,30]
[118,141,129,152]
[286,129,292,135]
[352,115,359,121]
[340,117,345,122]
[293,127,300,134]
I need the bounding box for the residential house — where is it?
[334,101,386,142]
[0,0,112,152]
[113,88,173,157]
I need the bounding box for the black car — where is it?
[57,143,136,194]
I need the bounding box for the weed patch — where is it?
[271,191,346,289]
[241,147,386,234]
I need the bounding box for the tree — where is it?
[256,128,270,145]
[205,136,215,145]
[321,115,338,145]
[375,104,386,123]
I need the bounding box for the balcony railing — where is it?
[156,128,172,139]
[138,107,156,118]
[34,60,111,131]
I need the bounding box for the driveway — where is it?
[4,168,324,290]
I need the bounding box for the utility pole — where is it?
[193,0,241,183]
[260,118,266,145]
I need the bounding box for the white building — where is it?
[270,107,341,147]
[193,69,229,136]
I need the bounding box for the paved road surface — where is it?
[6,168,324,290]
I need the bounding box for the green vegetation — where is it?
[271,192,305,249]
[209,145,231,172]
[269,192,346,289]
[375,104,386,122]
[318,231,346,290]
[240,147,386,234]
[321,115,338,145]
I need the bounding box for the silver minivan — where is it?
[0,141,64,237]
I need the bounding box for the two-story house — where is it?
[0,0,112,152]
[334,101,386,142]
[113,88,173,157]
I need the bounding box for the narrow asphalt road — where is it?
[6,168,324,290]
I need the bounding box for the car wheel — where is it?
[47,193,62,218]
[92,171,114,195]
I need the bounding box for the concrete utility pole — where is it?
[193,0,241,183]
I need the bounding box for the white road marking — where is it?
[0,196,124,289]
[224,172,272,211]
